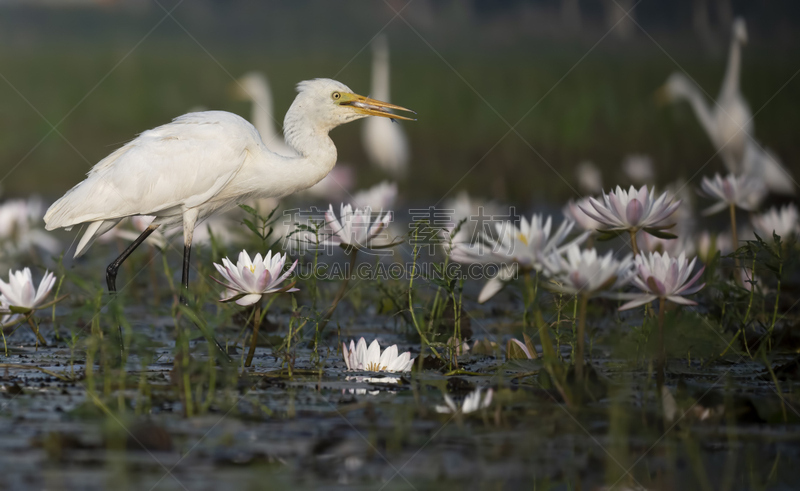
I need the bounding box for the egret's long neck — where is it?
[250,80,279,143]
[719,33,742,100]
[681,85,717,141]
[371,42,390,102]
[281,106,338,189]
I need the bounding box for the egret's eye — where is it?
[332,92,341,100]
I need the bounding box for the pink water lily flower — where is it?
[563,198,603,232]
[619,251,705,310]
[543,245,635,295]
[699,173,765,215]
[0,267,56,311]
[343,337,415,373]
[212,250,298,306]
[581,185,680,232]
[751,204,799,242]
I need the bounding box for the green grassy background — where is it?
[1,1,799,207]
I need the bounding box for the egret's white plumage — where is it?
[362,35,410,179]
[660,18,793,194]
[44,79,414,259]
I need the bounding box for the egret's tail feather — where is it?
[74,220,120,258]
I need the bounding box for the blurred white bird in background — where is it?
[44,79,415,310]
[658,17,794,194]
[362,35,410,179]
[232,71,295,157]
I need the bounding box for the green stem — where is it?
[245,303,262,368]
[409,226,441,362]
[26,315,46,348]
[657,297,666,392]
[629,229,640,256]
[317,248,358,333]
[730,203,741,283]
[575,294,589,380]
[769,261,782,337]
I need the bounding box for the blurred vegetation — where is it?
[0,0,798,207]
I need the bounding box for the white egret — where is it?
[362,35,410,179]
[44,78,414,307]
[233,71,355,200]
[659,18,794,194]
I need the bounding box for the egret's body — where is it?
[661,18,793,193]
[362,35,410,178]
[44,78,413,306]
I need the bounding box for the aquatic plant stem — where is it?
[245,303,262,367]
[575,294,589,381]
[769,261,782,339]
[408,224,442,362]
[26,315,46,348]
[657,297,666,391]
[729,203,741,282]
[317,248,358,333]
[629,229,639,256]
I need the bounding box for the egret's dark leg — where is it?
[179,243,192,305]
[106,225,159,354]
[179,239,232,363]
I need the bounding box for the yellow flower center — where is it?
[248,265,256,273]
[366,362,388,372]
[518,233,528,246]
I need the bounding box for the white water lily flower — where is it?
[544,245,635,295]
[343,376,400,396]
[325,204,392,250]
[563,198,603,232]
[699,173,765,215]
[751,204,799,242]
[0,197,60,256]
[435,387,493,414]
[342,337,415,373]
[451,214,587,272]
[212,250,298,306]
[0,268,56,311]
[695,231,733,262]
[619,251,705,310]
[441,191,502,249]
[581,185,680,232]
[352,181,398,211]
[451,215,588,303]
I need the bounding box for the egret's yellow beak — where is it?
[339,93,416,121]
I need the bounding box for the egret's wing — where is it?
[45,112,256,230]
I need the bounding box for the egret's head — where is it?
[655,72,694,105]
[732,17,748,45]
[231,71,269,101]
[287,78,415,132]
